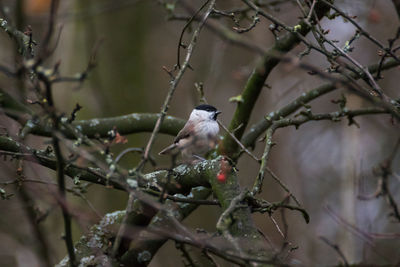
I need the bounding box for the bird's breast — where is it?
[194,121,219,138]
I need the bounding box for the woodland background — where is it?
[0,0,400,266]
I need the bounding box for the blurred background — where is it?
[0,0,399,266]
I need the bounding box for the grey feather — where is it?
[158,143,178,155]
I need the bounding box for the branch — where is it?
[139,0,216,168]
[120,186,212,266]
[110,159,275,266]
[319,236,349,267]
[321,0,400,65]
[241,57,400,149]
[252,107,389,196]
[218,0,332,158]
[0,135,215,194]
[0,88,185,138]
[393,0,400,20]
[0,17,35,58]
[56,210,126,267]
[206,158,273,264]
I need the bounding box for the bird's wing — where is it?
[159,120,194,155]
[158,143,177,155]
[173,120,194,143]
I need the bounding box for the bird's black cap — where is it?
[195,104,218,112]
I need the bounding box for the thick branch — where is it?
[120,186,212,266]
[207,158,271,263]
[121,158,274,266]
[43,113,184,139]
[0,135,212,194]
[0,88,185,138]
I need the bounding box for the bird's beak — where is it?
[216,110,222,115]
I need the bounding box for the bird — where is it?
[159,104,221,161]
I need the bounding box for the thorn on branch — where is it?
[67,103,82,123]
[162,65,175,79]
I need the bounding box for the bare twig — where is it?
[325,205,374,246]
[138,0,216,170]
[252,107,387,198]
[242,58,400,149]
[319,236,350,267]
[321,0,400,65]
[232,14,260,33]
[359,138,400,222]
[217,119,259,162]
[177,0,211,69]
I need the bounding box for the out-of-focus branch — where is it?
[360,139,400,222]
[34,0,76,265]
[37,0,59,60]
[18,181,53,267]
[319,236,350,267]
[393,0,400,20]
[218,0,332,159]
[0,17,35,57]
[0,88,33,119]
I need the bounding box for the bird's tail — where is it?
[158,143,178,155]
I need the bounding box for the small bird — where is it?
[159,104,221,161]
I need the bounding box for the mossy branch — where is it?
[55,187,212,267]
[0,88,185,138]
[0,135,214,194]
[0,17,34,57]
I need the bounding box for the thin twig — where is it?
[177,0,211,69]
[321,0,400,64]
[138,0,216,170]
[38,2,75,263]
[114,147,143,163]
[319,236,350,267]
[217,119,259,162]
[325,205,374,246]
[269,215,285,239]
[252,126,275,196]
